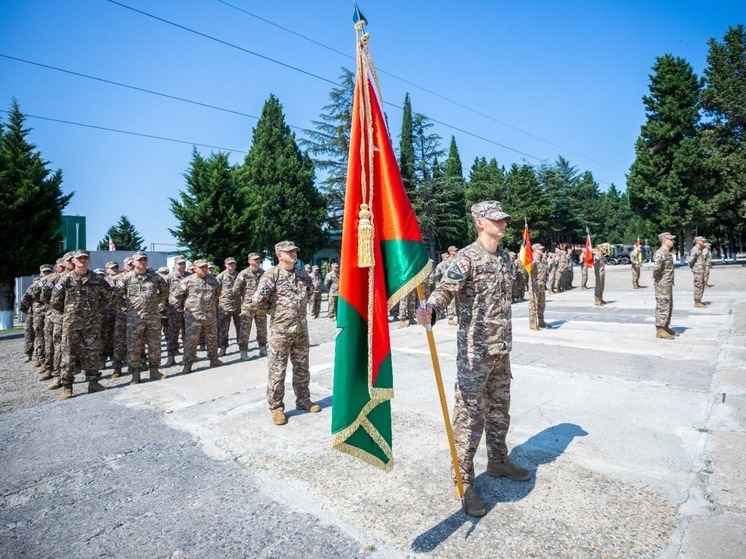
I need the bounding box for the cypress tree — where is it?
[398,93,416,196]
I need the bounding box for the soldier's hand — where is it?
[416,305,433,327]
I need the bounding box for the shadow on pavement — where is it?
[411,422,587,553]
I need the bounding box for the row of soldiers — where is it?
[20,249,342,401]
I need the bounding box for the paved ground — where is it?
[1,262,744,558]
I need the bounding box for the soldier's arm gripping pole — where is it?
[416,284,466,508]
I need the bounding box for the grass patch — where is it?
[694,426,711,434]
[0,327,23,335]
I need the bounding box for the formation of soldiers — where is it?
[19,247,339,406]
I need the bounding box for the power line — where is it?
[213,0,625,174]
[0,110,247,154]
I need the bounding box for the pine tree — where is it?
[0,99,72,315]
[537,156,580,247]
[97,215,145,251]
[465,157,506,240]
[300,68,354,228]
[502,163,552,250]
[700,24,746,255]
[170,149,249,263]
[398,93,416,196]
[235,94,326,262]
[627,55,707,250]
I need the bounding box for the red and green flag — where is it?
[331,19,431,471]
[585,228,594,268]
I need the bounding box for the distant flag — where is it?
[108,236,116,251]
[331,16,431,471]
[518,219,533,275]
[584,228,594,268]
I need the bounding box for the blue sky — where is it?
[2,1,743,251]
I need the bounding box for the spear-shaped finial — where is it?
[353,2,367,26]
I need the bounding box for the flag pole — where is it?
[416,284,466,508]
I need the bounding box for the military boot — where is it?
[163,355,176,367]
[529,323,540,331]
[39,369,53,381]
[209,358,225,368]
[595,298,603,306]
[272,410,287,426]
[460,484,486,517]
[181,363,192,375]
[399,320,408,328]
[297,400,321,413]
[149,367,165,381]
[694,300,707,308]
[487,460,532,481]
[240,350,249,361]
[111,361,122,379]
[217,347,226,357]
[60,384,73,400]
[129,367,141,385]
[538,319,549,328]
[258,347,268,358]
[447,318,457,326]
[48,377,63,390]
[656,327,675,340]
[87,379,106,393]
[664,326,680,337]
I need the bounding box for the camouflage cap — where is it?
[597,243,610,253]
[132,251,148,260]
[312,265,320,270]
[508,251,516,257]
[331,262,339,268]
[441,252,449,259]
[39,264,53,273]
[224,256,236,264]
[157,266,169,275]
[532,243,544,251]
[193,258,208,267]
[105,261,119,269]
[93,268,105,275]
[694,236,706,243]
[471,200,511,222]
[174,255,186,264]
[72,249,90,258]
[658,232,676,242]
[448,245,458,252]
[275,240,299,252]
[55,258,65,266]
[247,252,261,261]
[62,251,75,261]
[207,262,215,269]
[123,257,134,265]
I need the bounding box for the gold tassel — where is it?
[357,204,374,268]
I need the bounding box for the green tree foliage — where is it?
[170,149,249,264]
[465,157,506,241]
[537,156,580,247]
[411,113,445,183]
[502,163,552,249]
[566,170,603,241]
[627,55,707,250]
[300,68,354,228]
[97,215,145,251]
[441,136,468,248]
[0,99,72,312]
[398,93,416,196]
[700,24,746,253]
[235,94,326,263]
[596,185,634,243]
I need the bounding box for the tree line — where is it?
[2,24,743,316]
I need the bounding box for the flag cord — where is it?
[417,284,466,502]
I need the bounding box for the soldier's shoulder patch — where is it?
[445,258,470,281]
[265,279,275,290]
[53,282,63,291]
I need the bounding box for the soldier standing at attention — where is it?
[118,251,169,383]
[630,244,642,289]
[39,259,66,382]
[324,262,340,320]
[172,259,223,375]
[593,244,609,306]
[111,257,134,377]
[416,201,530,518]
[164,255,189,367]
[233,252,268,361]
[216,257,241,357]
[20,265,52,368]
[309,265,323,319]
[689,236,708,308]
[50,250,112,400]
[703,241,714,287]
[445,245,459,325]
[529,243,549,330]
[100,262,120,369]
[579,246,590,290]
[653,232,677,339]
[253,241,320,426]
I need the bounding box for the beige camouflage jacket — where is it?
[252,265,313,332]
[172,274,221,321]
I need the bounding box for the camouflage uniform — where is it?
[580,248,590,289]
[51,270,112,386]
[233,265,268,354]
[20,276,47,363]
[593,248,607,304]
[426,240,514,486]
[653,243,675,329]
[630,246,642,289]
[309,269,323,319]
[398,289,418,325]
[689,239,706,305]
[18,294,34,361]
[529,251,548,327]
[216,267,241,351]
[253,263,314,412]
[172,271,221,366]
[166,266,189,357]
[118,269,169,372]
[553,252,570,293]
[513,259,527,303]
[324,268,340,319]
[41,270,64,377]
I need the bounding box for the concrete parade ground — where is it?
[1,262,744,558]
